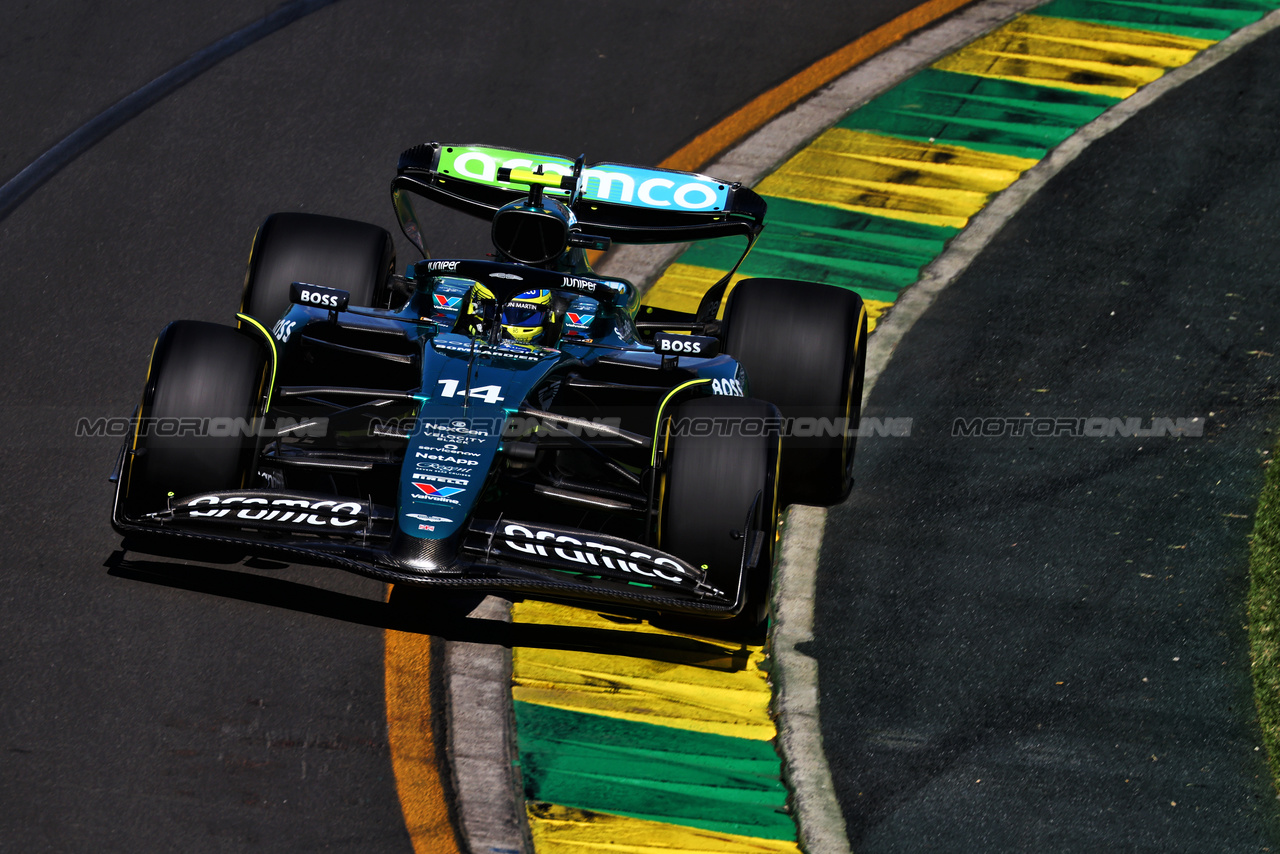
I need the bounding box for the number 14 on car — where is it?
[437,378,505,404]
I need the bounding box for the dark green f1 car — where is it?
[110,142,867,627]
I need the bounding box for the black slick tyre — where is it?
[124,321,267,514]
[720,277,867,507]
[659,396,781,631]
[240,211,396,326]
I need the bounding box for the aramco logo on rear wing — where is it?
[436,146,729,212]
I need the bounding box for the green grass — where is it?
[1249,432,1280,791]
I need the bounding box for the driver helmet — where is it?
[470,285,554,343]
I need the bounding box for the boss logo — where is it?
[289,282,349,311]
[658,337,702,354]
[711,377,744,396]
[653,332,719,358]
[300,290,340,307]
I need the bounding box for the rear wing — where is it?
[391,142,766,247]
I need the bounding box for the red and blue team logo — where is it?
[565,313,595,327]
[413,483,464,499]
[434,294,462,310]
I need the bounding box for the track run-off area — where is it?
[4,0,1280,851]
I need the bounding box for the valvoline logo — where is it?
[413,483,464,498]
[434,294,462,309]
[566,313,595,327]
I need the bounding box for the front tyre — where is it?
[123,321,268,514]
[659,396,781,632]
[721,278,867,507]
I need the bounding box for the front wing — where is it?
[109,478,750,619]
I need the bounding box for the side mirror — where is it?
[567,231,611,252]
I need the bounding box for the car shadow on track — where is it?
[104,550,758,671]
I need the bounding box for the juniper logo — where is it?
[951,416,1205,438]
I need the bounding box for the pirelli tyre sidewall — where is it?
[659,396,781,630]
[721,278,867,507]
[240,211,396,326]
[124,321,268,515]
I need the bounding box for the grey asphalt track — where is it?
[0,1,927,850]
[814,25,1280,853]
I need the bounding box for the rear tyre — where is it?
[124,321,267,514]
[240,211,396,325]
[659,396,781,632]
[721,278,867,507]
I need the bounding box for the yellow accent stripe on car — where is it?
[124,337,161,498]
[234,312,279,412]
[650,378,712,467]
[509,167,564,187]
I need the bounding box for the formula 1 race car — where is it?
[110,142,867,628]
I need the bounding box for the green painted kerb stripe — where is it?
[1038,0,1280,41]
[514,701,796,841]
[680,196,956,298]
[838,69,1118,160]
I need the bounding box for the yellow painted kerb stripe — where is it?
[527,803,803,853]
[755,128,1036,229]
[511,602,775,740]
[933,15,1213,98]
